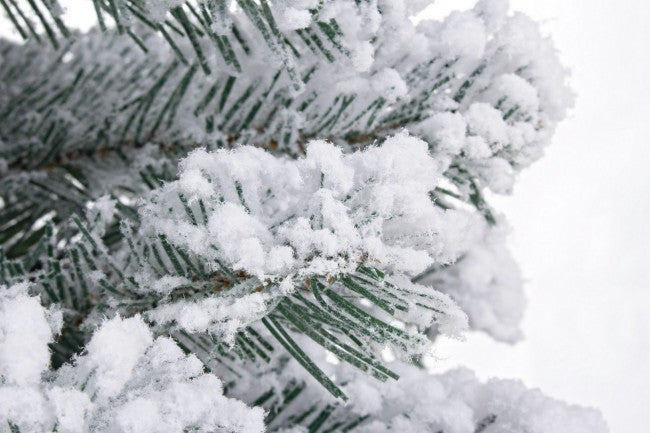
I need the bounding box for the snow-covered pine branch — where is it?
[0,0,604,432]
[141,132,478,283]
[264,337,608,433]
[416,224,526,343]
[1,284,606,433]
[58,134,471,396]
[0,284,265,433]
[0,0,571,253]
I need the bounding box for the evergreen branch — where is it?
[0,3,590,432]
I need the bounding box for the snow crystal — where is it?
[74,316,265,433]
[85,315,154,399]
[350,41,375,72]
[0,386,50,432]
[47,387,92,433]
[86,195,117,238]
[463,135,493,159]
[0,283,60,386]
[148,278,293,341]
[110,373,264,433]
[149,293,270,344]
[388,275,468,338]
[274,1,318,31]
[482,378,609,433]
[438,11,487,60]
[319,1,381,72]
[474,0,509,31]
[415,112,467,155]
[439,368,609,433]
[151,275,192,296]
[493,12,573,122]
[371,68,408,103]
[465,102,509,149]
[142,0,184,22]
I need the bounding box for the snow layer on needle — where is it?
[83,315,154,400]
[68,316,266,433]
[326,363,608,433]
[0,284,61,432]
[438,11,488,61]
[320,1,381,72]
[273,0,319,31]
[0,283,61,386]
[85,195,117,238]
[263,344,606,433]
[147,277,295,343]
[140,132,478,282]
[421,224,526,343]
[0,288,264,433]
[142,0,184,22]
[387,275,468,339]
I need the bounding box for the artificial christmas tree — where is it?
[0,0,607,431]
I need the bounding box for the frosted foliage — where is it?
[371,68,409,103]
[147,278,295,342]
[138,133,473,340]
[71,319,266,433]
[438,11,488,60]
[141,133,480,281]
[341,365,608,433]
[134,0,316,29]
[85,195,117,238]
[0,290,264,433]
[410,5,572,193]
[0,283,61,386]
[477,378,609,433]
[142,0,184,22]
[0,0,597,431]
[1,0,571,202]
[423,227,526,343]
[273,0,319,31]
[261,345,606,433]
[387,275,468,338]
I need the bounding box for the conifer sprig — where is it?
[0,2,604,433]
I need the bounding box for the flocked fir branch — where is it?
[1,284,606,433]
[0,0,606,432]
[0,284,266,432]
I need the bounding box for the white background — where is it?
[2,1,649,432]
